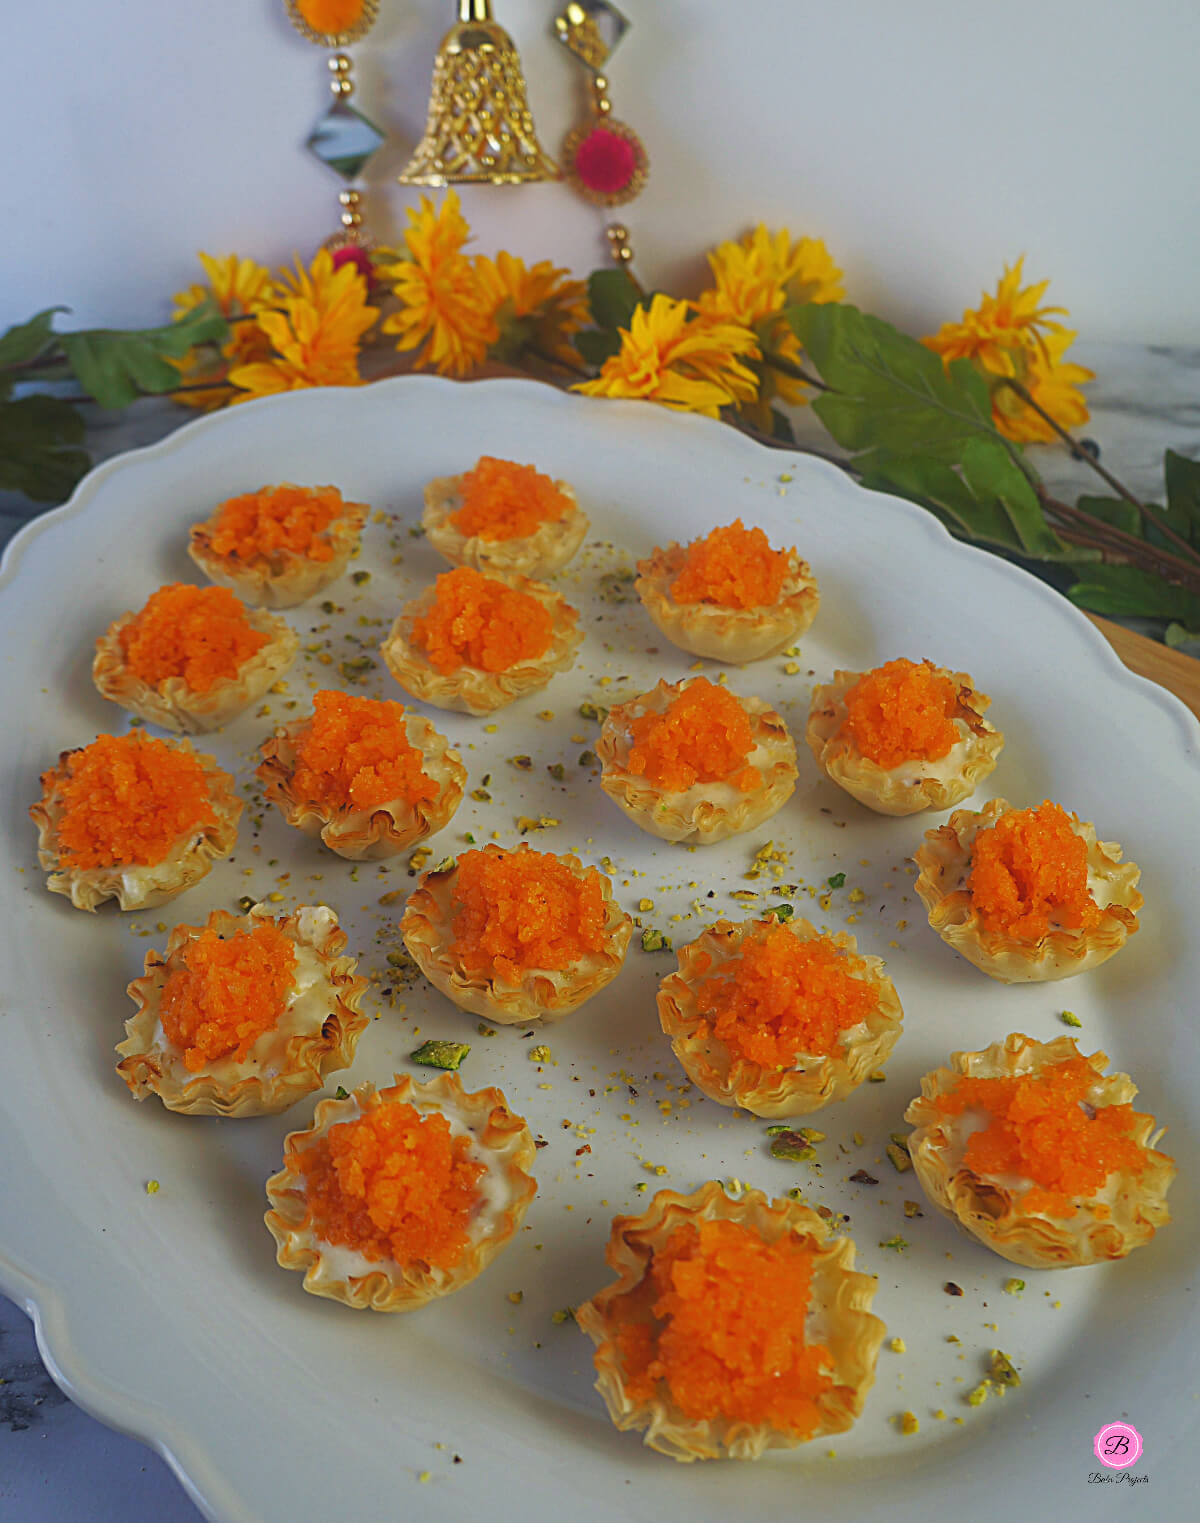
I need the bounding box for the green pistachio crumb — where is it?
[551,1307,576,1324]
[351,570,371,585]
[765,902,794,922]
[988,1350,1021,1388]
[477,1023,496,1037]
[471,788,492,802]
[879,1235,909,1252]
[769,1132,817,1164]
[509,755,533,770]
[640,928,672,953]
[430,856,456,874]
[826,872,846,889]
[886,1143,913,1173]
[411,1040,470,1071]
[866,1070,887,1083]
[547,763,566,781]
[966,1381,991,1407]
[1060,1009,1083,1028]
[1003,1278,1026,1295]
[579,701,607,721]
[334,1086,350,1100]
[578,750,597,767]
[338,655,376,683]
[236,895,256,913]
[528,1045,552,1063]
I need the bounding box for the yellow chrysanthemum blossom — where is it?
[380,191,497,377]
[227,249,378,402]
[574,294,759,418]
[476,250,589,365]
[171,252,278,410]
[697,226,844,427]
[923,259,1091,441]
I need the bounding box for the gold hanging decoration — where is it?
[398,0,560,186]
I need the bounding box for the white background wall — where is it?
[5,0,1199,341]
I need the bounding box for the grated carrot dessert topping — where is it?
[117,583,271,693]
[207,484,350,564]
[669,520,792,609]
[293,1100,484,1267]
[451,456,570,542]
[160,920,297,1072]
[693,922,878,1068]
[967,801,1102,941]
[411,566,553,674]
[45,733,218,869]
[842,658,961,769]
[626,679,761,794]
[449,847,609,986]
[932,1057,1150,1218]
[287,690,438,811]
[611,1218,834,1435]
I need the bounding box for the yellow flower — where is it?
[697,226,843,426]
[171,252,278,410]
[476,250,589,365]
[574,294,759,418]
[380,191,497,376]
[227,249,378,402]
[923,259,1091,441]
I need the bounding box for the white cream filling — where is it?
[879,719,973,785]
[612,717,776,814]
[300,1093,515,1278]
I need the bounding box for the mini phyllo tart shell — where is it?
[575,1181,886,1462]
[264,1073,537,1311]
[380,568,582,716]
[188,484,370,609]
[635,542,819,665]
[913,797,1142,983]
[597,677,797,845]
[30,735,241,913]
[116,904,369,1117]
[422,468,588,579]
[400,844,632,1025]
[806,662,1003,816]
[657,916,904,1117]
[904,1033,1175,1268]
[257,698,466,861]
[92,589,298,734]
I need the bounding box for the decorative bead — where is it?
[338,189,362,207]
[607,224,629,242]
[329,53,352,73]
[330,76,355,98]
[612,243,633,264]
[341,209,364,228]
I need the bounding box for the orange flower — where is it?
[923,259,1092,441]
[171,252,278,410]
[380,191,497,376]
[227,249,378,402]
[476,250,589,364]
[575,295,759,417]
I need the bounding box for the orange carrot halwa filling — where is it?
[449,848,609,985]
[967,801,1102,941]
[932,1057,1150,1218]
[411,566,554,674]
[669,520,792,609]
[612,1218,834,1435]
[626,679,761,793]
[451,456,570,542]
[288,690,438,811]
[160,920,297,1072]
[118,583,271,693]
[46,733,218,869]
[294,1101,484,1268]
[694,923,877,1068]
[842,658,961,769]
[208,484,348,564]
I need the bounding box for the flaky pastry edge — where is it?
[422,472,589,579]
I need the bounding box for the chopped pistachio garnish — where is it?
[826,872,846,889]
[509,754,533,770]
[507,1290,523,1305]
[351,570,371,585]
[410,1039,470,1071]
[637,897,654,912]
[546,762,566,782]
[897,1411,919,1436]
[902,1200,923,1218]
[471,787,492,802]
[476,1023,496,1037]
[386,951,411,969]
[889,1336,906,1353]
[338,655,376,683]
[578,701,607,721]
[966,1382,991,1407]
[765,1124,791,1137]
[879,1235,909,1252]
[770,1132,817,1163]
[988,1350,1021,1388]
[528,1045,552,1063]
[1003,1278,1026,1296]
[640,928,672,953]
[517,815,559,833]
[551,1307,576,1324]
[145,1179,160,1195]
[334,1086,350,1100]
[765,902,795,922]
[866,1070,887,1083]
[236,895,256,913]
[886,1143,913,1173]
[578,750,597,768]
[1060,1009,1083,1028]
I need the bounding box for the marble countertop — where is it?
[2,344,1196,1523]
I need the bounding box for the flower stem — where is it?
[760,350,829,392]
[997,377,1200,567]
[1039,490,1200,595]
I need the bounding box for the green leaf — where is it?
[574,327,622,368]
[1076,494,1142,538]
[1165,621,1200,648]
[857,448,1023,551]
[959,437,1063,557]
[0,396,89,502]
[789,302,1000,461]
[586,268,641,331]
[1164,449,1200,547]
[0,308,67,373]
[1067,563,1200,625]
[59,303,230,409]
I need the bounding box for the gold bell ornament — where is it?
[399,0,560,186]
